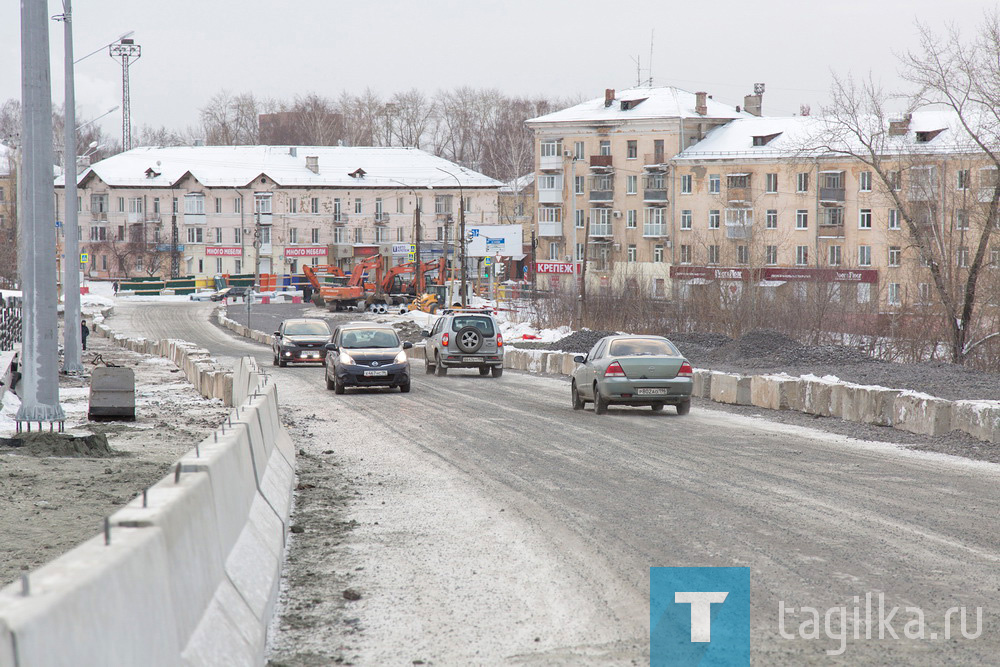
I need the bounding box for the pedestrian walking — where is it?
[81,319,90,351]
[112,280,119,296]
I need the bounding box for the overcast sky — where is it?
[0,0,992,143]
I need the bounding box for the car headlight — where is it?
[394,350,408,364]
[339,350,356,365]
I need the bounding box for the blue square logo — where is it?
[651,567,750,666]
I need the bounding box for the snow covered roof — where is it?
[499,173,534,194]
[526,86,750,125]
[675,109,987,161]
[61,145,502,190]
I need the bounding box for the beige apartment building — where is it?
[0,146,15,286]
[529,90,1000,309]
[55,145,501,280]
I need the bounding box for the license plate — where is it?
[463,356,481,363]
[636,388,668,395]
[363,370,388,377]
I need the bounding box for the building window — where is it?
[709,210,720,229]
[676,174,691,195]
[796,172,810,193]
[644,208,666,236]
[796,245,809,265]
[216,258,224,274]
[234,259,242,273]
[918,283,932,304]
[858,245,872,266]
[333,227,345,244]
[311,197,319,213]
[887,171,902,191]
[549,241,559,260]
[375,197,384,220]
[233,197,241,213]
[681,210,692,230]
[707,245,720,264]
[396,227,404,242]
[312,228,320,244]
[397,197,405,214]
[435,195,453,215]
[184,194,206,215]
[766,173,778,194]
[333,198,342,221]
[859,171,872,192]
[957,247,969,267]
[627,140,637,159]
[354,198,362,214]
[626,175,637,195]
[574,141,585,160]
[828,245,842,266]
[957,169,970,191]
[117,196,125,212]
[627,244,637,262]
[888,283,901,306]
[955,210,969,230]
[626,210,637,229]
[353,227,363,243]
[575,209,585,228]
[575,242,585,260]
[796,210,808,229]
[736,245,749,265]
[540,140,562,158]
[888,246,901,267]
[234,227,242,243]
[599,140,611,156]
[765,245,778,265]
[574,175,584,194]
[186,227,204,243]
[289,197,297,213]
[765,209,778,229]
[680,244,692,264]
[709,174,720,194]
[375,227,388,243]
[214,227,223,243]
[821,207,843,226]
[859,209,872,229]
[654,245,664,262]
[888,209,900,230]
[538,174,559,190]
[289,227,298,244]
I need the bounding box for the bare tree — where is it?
[200,90,260,145]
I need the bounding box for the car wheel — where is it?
[651,403,664,412]
[334,374,345,395]
[491,366,503,378]
[325,370,335,391]
[478,367,490,376]
[278,357,287,367]
[399,381,411,393]
[455,326,483,353]
[435,353,447,376]
[571,381,584,410]
[676,400,691,415]
[594,385,608,415]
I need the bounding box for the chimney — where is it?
[604,88,615,108]
[289,147,297,157]
[888,114,912,136]
[743,94,762,117]
[695,92,708,116]
[305,155,319,174]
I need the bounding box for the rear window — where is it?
[451,316,495,336]
[608,338,677,357]
[284,321,331,335]
[340,329,400,349]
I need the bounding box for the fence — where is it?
[0,307,21,352]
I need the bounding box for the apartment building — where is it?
[0,145,15,286]
[55,145,501,280]
[498,173,535,277]
[525,86,751,294]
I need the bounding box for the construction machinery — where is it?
[322,254,384,311]
[301,264,348,307]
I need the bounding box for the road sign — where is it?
[80,252,89,264]
[484,257,492,266]
[407,253,415,262]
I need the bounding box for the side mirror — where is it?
[273,331,281,338]
[402,341,413,350]
[325,343,338,352]
[421,330,431,337]
[574,355,586,364]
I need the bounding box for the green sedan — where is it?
[570,335,693,415]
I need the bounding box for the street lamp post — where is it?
[387,179,433,293]
[435,167,467,306]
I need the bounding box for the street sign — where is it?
[484,257,492,266]
[80,252,89,264]
[407,253,415,262]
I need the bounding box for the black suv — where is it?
[272,318,332,366]
[325,324,413,393]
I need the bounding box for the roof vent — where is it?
[695,92,708,116]
[752,132,782,146]
[289,147,297,157]
[620,97,648,111]
[144,167,160,178]
[349,167,366,179]
[604,88,615,108]
[306,156,319,174]
[916,129,944,143]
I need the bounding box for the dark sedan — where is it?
[272,318,332,366]
[325,324,412,393]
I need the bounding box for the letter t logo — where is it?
[675,592,729,642]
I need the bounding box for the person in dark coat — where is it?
[112,280,119,296]
[81,319,90,351]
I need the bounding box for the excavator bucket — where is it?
[88,367,137,421]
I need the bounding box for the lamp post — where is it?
[387,179,433,293]
[435,167,466,306]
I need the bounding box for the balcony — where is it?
[643,224,669,237]
[91,211,108,222]
[127,211,143,223]
[727,187,751,204]
[725,224,752,240]
[374,214,390,225]
[538,178,563,204]
[643,189,668,204]
[539,153,564,172]
[333,214,348,225]
[183,213,206,225]
[977,187,997,203]
[817,224,845,239]
[819,187,846,204]
[537,221,563,237]
[590,155,614,171]
[589,222,613,237]
[589,189,614,203]
[907,185,938,202]
[643,153,667,170]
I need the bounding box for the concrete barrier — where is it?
[751,374,802,411]
[800,375,836,417]
[710,371,752,405]
[950,400,1000,443]
[893,391,953,436]
[854,386,901,427]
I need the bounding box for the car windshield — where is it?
[341,329,400,349]
[284,321,330,336]
[608,338,677,357]
[451,316,495,335]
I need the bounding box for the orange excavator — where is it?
[317,254,383,311]
[301,264,348,307]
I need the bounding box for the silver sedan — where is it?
[570,335,693,415]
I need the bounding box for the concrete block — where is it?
[180,579,260,666]
[710,371,751,405]
[225,494,284,626]
[951,400,1000,443]
[855,386,901,426]
[894,391,953,436]
[692,369,712,399]
[751,374,802,411]
[800,376,835,417]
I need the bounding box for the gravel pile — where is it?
[539,330,619,353]
[391,320,428,344]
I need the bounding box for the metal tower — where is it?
[109,38,140,150]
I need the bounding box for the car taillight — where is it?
[442,333,449,346]
[496,334,503,347]
[678,361,693,377]
[604,361,626,377]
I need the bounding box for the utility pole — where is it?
[108,38,140,151]
[170,199,179,279]
[56,0,82,372]
[459,192,467,306]
[17,0,65,428]
[413,198,422,292]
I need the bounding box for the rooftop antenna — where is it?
[648,29,654,86]
[109,37,140,150]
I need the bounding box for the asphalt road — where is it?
[110,299,1000,665]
